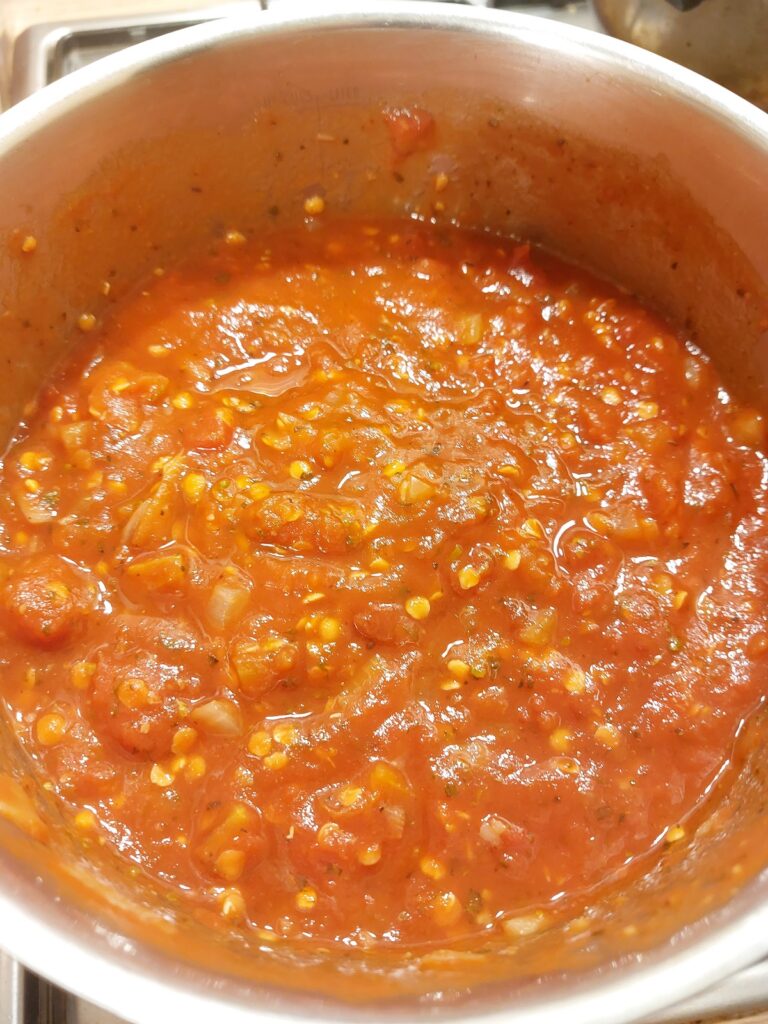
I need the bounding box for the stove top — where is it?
[3,3,768,1021]
[6,0,602,106]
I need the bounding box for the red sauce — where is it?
[1,219,766,949]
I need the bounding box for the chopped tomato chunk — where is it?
[2,556,93,647]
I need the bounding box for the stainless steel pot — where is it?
[1,4,768,1023]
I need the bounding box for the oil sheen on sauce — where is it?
[0,219,766,950]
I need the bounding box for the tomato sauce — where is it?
[1,219,766,950]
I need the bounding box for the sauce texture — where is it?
[1,220,767,950]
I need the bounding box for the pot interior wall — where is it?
[0,14,767,1011]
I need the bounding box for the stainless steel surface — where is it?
[0,953,24,1024]
[6,952,768,1024]
[660,960,768,1023]
[1,4,768,1024]
[0,960,128,1022]
[63,986,126,1024]
[7,2,602,105]
[8,3,263,104]
[594,0,768,108]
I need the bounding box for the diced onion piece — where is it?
[206,581,249,631]
[732,408,765,447]
[518,607,557,647]
[419,949,487,971]
[382,803,406,839]
[59,421,91,452]
[126,553,187,590]
[457,313,483,347]
[123,455,184,547]
[501,911,549,939]
[190,699,243,737]
[0,774,48,841]
[18,489,59,524]
[479,816,507,847]
[398,473,435,505]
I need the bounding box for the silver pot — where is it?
[0,4,767,1023]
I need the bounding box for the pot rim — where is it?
[1,4,768,1023]
[2,0,768,157]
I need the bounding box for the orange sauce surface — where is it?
[0,219,766,950]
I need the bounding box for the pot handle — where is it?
[663,0,708,9]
